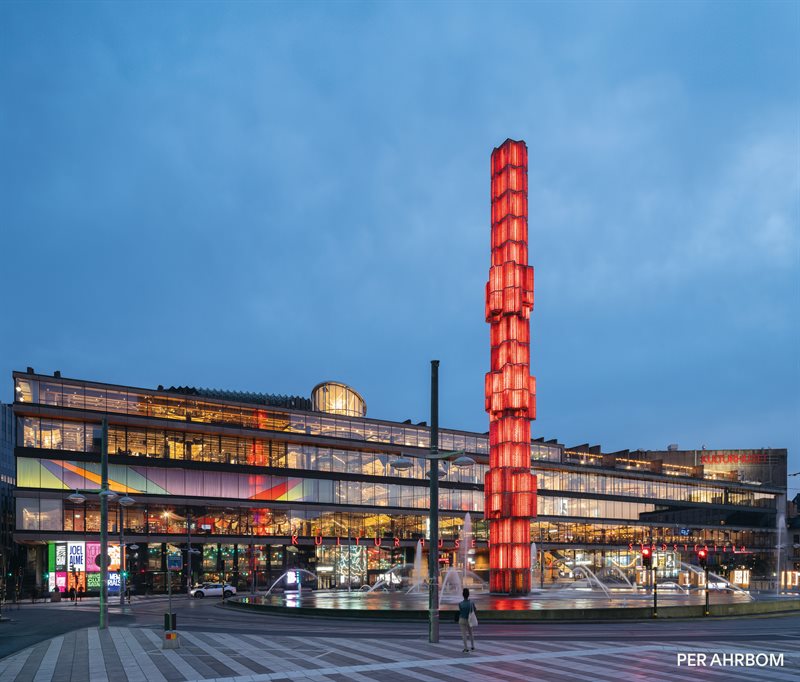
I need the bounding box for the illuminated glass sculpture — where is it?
[485,139,537,594]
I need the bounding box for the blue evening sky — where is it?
[1,2,798,485]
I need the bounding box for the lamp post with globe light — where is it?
[388,361,475,644]
[117,495,135,606]
[66,417,115,628]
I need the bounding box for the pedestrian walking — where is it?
[457,587,477,653]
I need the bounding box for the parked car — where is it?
[190,582,236,598]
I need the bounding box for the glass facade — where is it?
[12,371,787,594]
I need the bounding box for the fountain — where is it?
[708,571,754,600]
[461,513,472,580]
[264,569,319,596]
[596,565,636,589]
[406,539,425,593]
[677,561,753,600]
[558,566,611,597]
[776,501,786,596]
[440,567,463,603]
[366,563,413,592]
[529,542,546,593]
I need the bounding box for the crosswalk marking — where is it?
[87,628,109,682]
[2,629,798,682]
[0,648,33,682]
[138,628,206,680]
[32,634,64,682]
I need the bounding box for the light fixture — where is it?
[452,455,476,468]
[118,495,135,507]
[129,544,139,550]
[68,492,86,504]
[390,456,414,471]
[99,490,117,499]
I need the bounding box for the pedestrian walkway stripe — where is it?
[238,633,311,673]
[3,629,797,682]
[0,648,33,682]
[139,628,203,681]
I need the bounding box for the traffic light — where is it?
[43,572,50,581]
[641,547,653,568]
[697,548,708,569]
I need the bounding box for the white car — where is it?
[190,582,237,599]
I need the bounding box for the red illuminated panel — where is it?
[485,139,537,595]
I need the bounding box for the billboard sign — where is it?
[67,542,85,572]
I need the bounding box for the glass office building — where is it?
[12,369,787,594]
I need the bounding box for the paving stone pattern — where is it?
[0,628,797,682]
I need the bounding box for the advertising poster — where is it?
[67,542,85,572]
[108,544,121,572]
[55,572,67,592]
[55,543,67,572]
[86,542,101,572]
[67,570,86,593]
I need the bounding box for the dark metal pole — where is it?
[429,360,439,644]
[186,508,192,598]
[100,418,109,629]
[251,543,256,594]
[704,567,710,616]
[119,505,125,607]
[652,566,658,618]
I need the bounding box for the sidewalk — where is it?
[0,626,798,682]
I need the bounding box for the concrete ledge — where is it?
[226,597,800,622]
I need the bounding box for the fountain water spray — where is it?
[406,539,425,593]
[462,513,472,579]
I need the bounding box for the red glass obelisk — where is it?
[484,139,537,594]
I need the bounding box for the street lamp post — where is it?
[99,418,110,629]
[428,360,440,644]
[186,507,192,597]
[118,495,135,606]
[68,419,117,627]
[69,421,116,628]
[389,361,475,644]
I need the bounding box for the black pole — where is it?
[100,418,109,629]
[429,360,439,644]
[704,567,710,616]
[652,566,657,618]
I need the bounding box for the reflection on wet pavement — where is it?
[234,589,758,611]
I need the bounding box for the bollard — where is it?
[163,612,179,649]
[163,631,180,649]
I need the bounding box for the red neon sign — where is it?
[485,139,537,595]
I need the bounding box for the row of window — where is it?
[17,418,486,483]
[538,497,656,520]
[17,418,777,507]
[18,500,473,537]
[535,471,776,508]
[16,458,484,512]
[15,378,562,460]
[17,499,778,550]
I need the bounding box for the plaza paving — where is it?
[0,625,798,682]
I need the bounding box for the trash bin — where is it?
[50,590,61,603]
